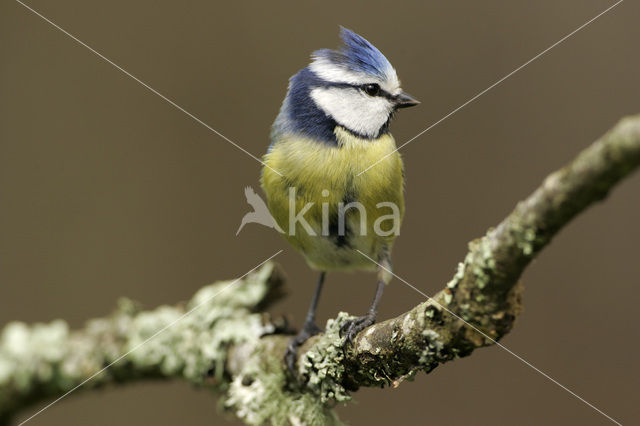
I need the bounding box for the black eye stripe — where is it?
[362,83,380,96]
[374,88,396,100]
[322,82,395,99]
[379,88,394,99]
[362,84,396,100]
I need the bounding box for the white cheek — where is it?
[310,87,393,138]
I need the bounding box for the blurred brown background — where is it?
[1,0,639,424]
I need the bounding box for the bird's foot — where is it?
[340,312,376,348]
[284,320,323,376]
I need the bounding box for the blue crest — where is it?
[312,27,393,80]
[270,27,400,146]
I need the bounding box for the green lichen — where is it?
[502,207,541,258]
[126,265,276,383]
[519,227,537,256]
[446,262,465,289]
[418,329,445,369]
[299,312,353,404]
[465,237,496,290]
[223,307,352,425]
[225,347,342,426]
[0,264,279,420]
[0,320,69,392]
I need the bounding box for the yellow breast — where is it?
[261,127,405,271]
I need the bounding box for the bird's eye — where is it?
[362,83,381,97]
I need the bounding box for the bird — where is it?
[260,27,419,372]
[236,186,284,235]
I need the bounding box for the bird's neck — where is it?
[333,126,393,150]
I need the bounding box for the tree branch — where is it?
[1,115,639,425]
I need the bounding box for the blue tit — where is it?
[260,27,419,371]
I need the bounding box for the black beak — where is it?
[394,91,420,109]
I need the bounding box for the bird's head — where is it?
[273,27,419,144]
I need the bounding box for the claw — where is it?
[284,339,301,376]
[340,313,376,347]
[284,321,323,377]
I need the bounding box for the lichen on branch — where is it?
[1,115,639,425]
[0,264,286,423]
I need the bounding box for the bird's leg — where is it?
[340,280,384,346]
[340,255,392,347]
[285,272,325,374]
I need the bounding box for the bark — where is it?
[1,115,639,425]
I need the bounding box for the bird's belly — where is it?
[261,129,405,271]
[294,218,381,272]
